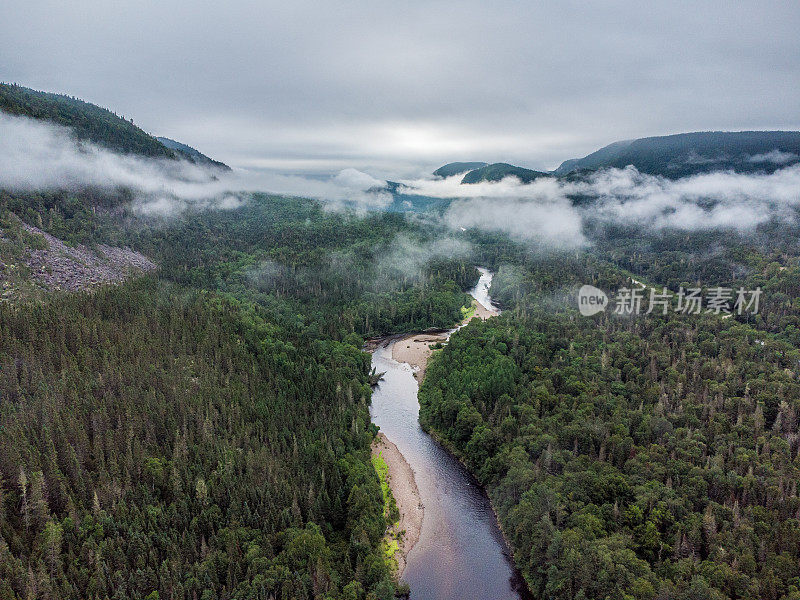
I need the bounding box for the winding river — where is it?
[370,268,532,600]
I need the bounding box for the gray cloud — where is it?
[748,150,799,164]
[396,164,800,243]
[2,1,799,174]
[0,113,392,215]
[376,234,472,280]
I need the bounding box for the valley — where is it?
[1,82,800,600]
[369,269,531,600]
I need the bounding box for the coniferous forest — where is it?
[0,169,477,599]
[419,247,800,600]
[0,280,390,599]
[3,82,800,600]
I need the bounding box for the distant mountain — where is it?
[554,131,800,178]
[156,136,230,171]
[461,162,551,184]
[553,140,633,177]
[433,162,488,178]
[0,83,175,158]
[383,181,451,214]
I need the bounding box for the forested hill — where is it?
[0,84,485,598]
[156,136,231,170]
[0,186,478,597]
[432,162,488,178]
[554,131,800,178]
[460,163,551,184]
[433,131,800,186]
[0,83,174,158]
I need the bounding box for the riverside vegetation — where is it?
[0,91,478,600]
[0,189,479,599]
[4,83,800,599]
[419,241,800,600]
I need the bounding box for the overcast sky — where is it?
[3,1,799,176]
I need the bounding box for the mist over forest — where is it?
[2,2,800,598]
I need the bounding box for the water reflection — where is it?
[369,269,531,600]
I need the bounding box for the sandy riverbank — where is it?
[367,293,499,576]
[391,299,498,381]
[371,433,424,577]
[472,298,499,321]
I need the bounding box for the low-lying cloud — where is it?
[0,113,391,215]
[748,150,798,164]
[376,234,472,280]
[573,166,800,230]
[4,112,800,247]
[395,163,800,245]
[446,196,585,247]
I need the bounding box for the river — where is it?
[369,268,532,600]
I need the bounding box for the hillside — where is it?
[5,81,800,600]
[433,162,488,178]
[419,237,800,600]
[156,136,231,170]
[0,83,175,158]
[460,162,551,184]
[0,211,155,301]
[554,131,800,178]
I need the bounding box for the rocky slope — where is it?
[0,217,156,300]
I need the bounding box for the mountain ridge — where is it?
[0,83,228,170]
[0,82,176,158]
[554,130,800,178]
[433,130,800,186]
[432,162,489,178]
[156,136,230,170]
[460,162,551,184]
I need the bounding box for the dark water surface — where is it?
[369,269,532,600]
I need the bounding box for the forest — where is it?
[4,85,800,600]
[5,181,800,600]
[0,278,401,599]
[419,239,800,600]
[0,177,478,599]
[0,84,175,158]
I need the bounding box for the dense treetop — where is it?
[0,83,174,158]
[4,83,800,600]
[420,236,800,600]
[460,163,551,184]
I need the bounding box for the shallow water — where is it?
[470,266,501,314]
[369,269,531,600]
